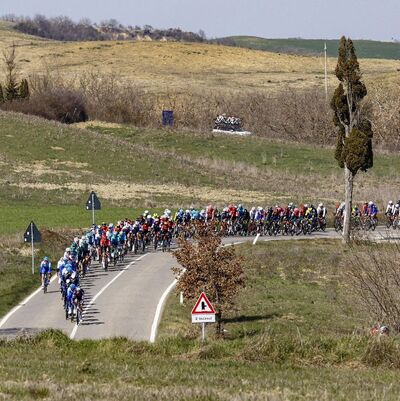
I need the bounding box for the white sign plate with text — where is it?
[192,314,216,323]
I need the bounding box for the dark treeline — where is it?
[1,14,206,43]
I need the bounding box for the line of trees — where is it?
[1,15,206,43]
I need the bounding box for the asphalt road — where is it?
[0,228,397,342]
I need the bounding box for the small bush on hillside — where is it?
[344,242,400,329]
[1,89,88,124]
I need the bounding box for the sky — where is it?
[1,0,399,41]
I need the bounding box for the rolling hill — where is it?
[217,36,400,60]
[0,21,399,94]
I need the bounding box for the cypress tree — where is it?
[18,78,30,99]
[331,36,373,242]
[3,44,19,101]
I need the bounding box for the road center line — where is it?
[70,254,147,339]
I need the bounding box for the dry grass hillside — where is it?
[0,21,399,94]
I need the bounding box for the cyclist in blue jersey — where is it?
[40,256,52,288]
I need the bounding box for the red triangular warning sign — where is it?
[191,292,215,314]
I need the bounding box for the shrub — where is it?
[1,88,88,124]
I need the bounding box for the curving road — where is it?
[0,228,396,341]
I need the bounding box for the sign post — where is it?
[86,191,101,225]
[23,221,41,274]
[191,292,216,342]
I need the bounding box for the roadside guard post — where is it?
[162,110,174,127]
[86,191,101,225]
[191,292,216,342]
[23,221,41,275]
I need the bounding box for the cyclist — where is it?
[206,204,215,222]
[317,203,327,219]
[361,202,369,217]
[40,256,52,288]
[100,232,110,261]
[385,200,395,216]
[394,203,400,218]
[56,256,66,278]
[72,286,85,321]
[237,204,246,219]
[367,201,378,219]
[118,230,127,256]
[66,283,76,318]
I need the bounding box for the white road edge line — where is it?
[149,279,178,343]
[0,275,58,329]
[70,254,148,339]
[253,234,260,245]
[149,240,244,343]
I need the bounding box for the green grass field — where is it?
[222,36,400,59]
[0,229,72,317]
[1,112,400,237]
[3,240,400,400]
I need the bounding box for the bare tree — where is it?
[345,241,400,329]
[173,225,245,335]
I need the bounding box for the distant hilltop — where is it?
[213,36,400,60]
[0,14,206,43]
[2,15,400,60]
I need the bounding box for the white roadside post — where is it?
[191,292,216,342]
[91,192,95,225]
[30,222,34,274]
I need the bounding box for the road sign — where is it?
[191,292,216,324]
[86,191,101,210]
[23,221,41,243]
[23,221,41,275]
[86,191,101,225]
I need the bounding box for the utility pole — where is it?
[324,42,328,101]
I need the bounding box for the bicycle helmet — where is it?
[380,325,389,335]
[43,256,49,262]
[389,200,393,205]
[368,201,373,206]
[319,203,324,208]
